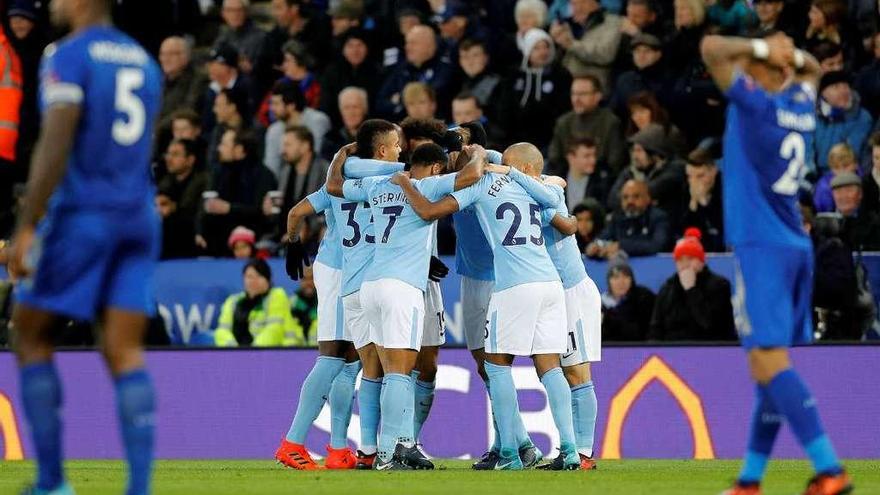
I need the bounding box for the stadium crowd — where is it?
[2,0,880,343]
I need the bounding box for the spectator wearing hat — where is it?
[496,28,572,151]
[321,86,369,161]
[588,178,672,258]
[608,123,686,220]
[157,139,210,259]
[814,143,860,213]
[548,75,627,176]
[213,0,266,76]
[680,139,724,252]
[613,0,666,76]
[329,0,364,39]
[814,70,874,174]
[157,36,209,127]
[564,136,612,209]
[601,262,656,341]
[438,2,490,62]
[258,0,331,89]
[319,27,381,127]
[228,226,256,258]
[200,43,254,135]
[608,33,672,119]
[648,229,736,341]
[832,171,880,251]
[706,0,756,35]
[549,0,622,91]
[264,80,330,178]
[214,259,305,347]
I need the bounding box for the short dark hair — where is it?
[218,87,249,119]
[454,91,481,108]
[355,119,397,158]
[284,124,315,151]
[627,0,656,11]
[460,121,487,146]
[400,117,446,145]
[410,143,449,169]
[810,40,843,62]
[575,198,606,236]
[459,38,487,52]
[870,132,880,148]
[229,128,259,158]
[272,80,306,112]
[567,136,597,153]
[170,108,200,127]
[169,138,198,158]
[574,74,603,94]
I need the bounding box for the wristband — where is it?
[793,49,805,69]
[751,39,769,60]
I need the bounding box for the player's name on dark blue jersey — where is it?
[776,109,816,132]
[487,174,513,198]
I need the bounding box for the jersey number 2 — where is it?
[113,68,146,146]
[772,132,805,196]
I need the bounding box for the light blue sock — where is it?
[358,376,382,453]
[115,369,156,495]
[540,367,576,448]
[413,379,435,441]
[328,361,361,449]
[378,374,412,461]
[765,369,842,475]
[484,362,519,457]
[286,356,345,443]
[20,362,64,491]
[739,386,782,484]
[483,379,502,453]
[571,381,597,457]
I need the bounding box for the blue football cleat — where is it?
[20,483,75,495]
[493,448,524,471]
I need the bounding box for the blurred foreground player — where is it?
[7,0,162,494]
[702,32,852,495]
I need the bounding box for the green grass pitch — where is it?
[1,460,878,494]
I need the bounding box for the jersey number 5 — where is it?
[772,132,805,196]
[113,68,146,146]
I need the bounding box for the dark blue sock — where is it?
[20,362,64,491]
[738,385,782,484]
[115,369,156,495]
[765,369,841,475]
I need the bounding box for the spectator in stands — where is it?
[214,259,304,347]
[573,198,605,252]
[7,0,48,174]
[815,143,860,212]
[832,172,880,251]
[811,212,864,340]
[452,92,503,149]
[214,0,265,76]
[281,40,320,109]
[649,230,736,341]
[198,129,277,256]
[494,0,548,68]
[625,91,688,155]
[201,43,253,134]
[588,179,672,258]
[457,38,501,108]
[227,225,256,259]
[666,0,706,73]
[609,33,671,118]
[815,70,874,173]
[157,139,209,259]
[329,1,363,40]
[811,40,845,74]
[259,0,331,87]
[706,0,756,35]
[207,87,251,173]
[614,0,664,76]
[564,137,612,209]
[169,109,207,171]
[263,125,328,242]
[680,139,725,252]
[319,28,380,127]
[264,80,331,178]
[376,24,455,121]
[497,28,572,151]
[158,36,209,127]
[855,32,880,118]
[753,0,800,42]
[549,75,626,175]
[550,0,622,91]
[322,87,368,161]
[290,265,319,345]
[862,133,880,212]
[805,0,851,58]
[438,2,489,61]
[403,82,438,120]
[601,262,655,341]
[608,123,686,220]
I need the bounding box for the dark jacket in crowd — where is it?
[608,160,687,218]
[602,285,656,341]
[160,64,209,126]
[680,176,725,252]
[649,267,737,341]
[257,9,332,90]
[840,209,880,252]
[496,62,572,151]
[318,58,382,127]
[600,206,673,256]
[548,108,627,175]
[375,54,456,121]
[608,61,674,119]
[855,59,880,118]
[158,170,210,259]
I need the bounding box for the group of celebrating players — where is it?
[275,117,602,472]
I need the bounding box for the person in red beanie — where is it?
[648,228,737,341]
[227,225,256,259]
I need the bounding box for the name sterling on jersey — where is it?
[371,191,410,206]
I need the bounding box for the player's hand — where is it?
[7,226,35,282]
[262,195,275,217]
[678,267,697,290]
[604,241,621,259]
[620,17,640,36]
[339,142,357,157]
[765,33,795,69]
[543,176,567,188]
[429,256,449,282]
[465,144,487,164]
[485,164,510,175]
[390,171,410,186]
[286,236,311,280]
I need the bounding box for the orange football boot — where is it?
[274,439,321,470]
[720,482,762,495]
[802,471,853,495]
[579,454,597,470]
[325,445,357,469]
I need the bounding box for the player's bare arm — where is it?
[285,199,317,242]
[8,104,81,279]
[326,143,356,197]
[453,145,488,191]
[701,34,795,91]
[551,214,578,236]
[393,174,461,221]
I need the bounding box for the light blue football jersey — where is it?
[343,174,456,291]
[451,171,560,292]
[540,184,589,290]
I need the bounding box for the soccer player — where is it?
[6,1,162,494]
[701,33,852,494]
[275,145,404,470]
[396,142,580,471]
[329,142,487,469]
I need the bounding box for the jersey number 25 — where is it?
[772,132,805,196]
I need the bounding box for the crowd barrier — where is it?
[152,254,880,345]
[0,347,876,461]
